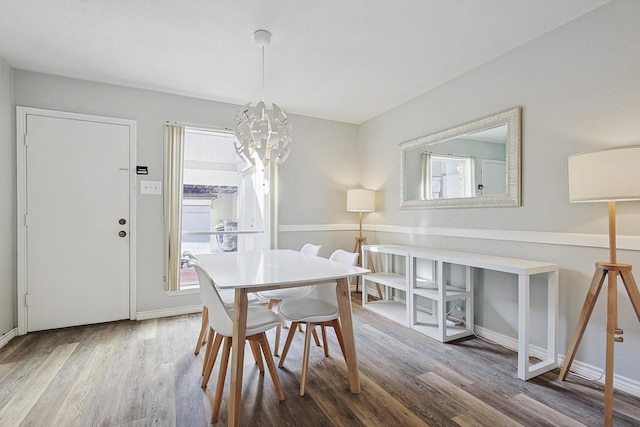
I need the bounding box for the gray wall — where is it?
[10,71,359,314]
[358,0,640,383]
[0,57,15,338]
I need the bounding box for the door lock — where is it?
[119,218,127,225]
[118,231,127,238]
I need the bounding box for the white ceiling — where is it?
[0,0,609,124]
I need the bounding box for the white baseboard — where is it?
[474,325,640,398]
[474,325,549,361]
[136,304,203,321]
[0,328,18,350]
[555,355,640,398]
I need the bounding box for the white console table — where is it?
[361,245,559,381]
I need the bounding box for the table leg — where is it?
[229,288,248,427]
[547,270,558,370]
[336,277,361,393]
[517,271,559,381]
[517,274,530,380]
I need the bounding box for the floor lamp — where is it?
[561,146,640,427]
[347,189,382,299]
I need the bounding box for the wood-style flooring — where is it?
[1,293,639,426]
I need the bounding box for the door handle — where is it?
[118,231,127,238]
[119,218,127,225]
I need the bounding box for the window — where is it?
[422,153,476,200]
[164,125,270,290]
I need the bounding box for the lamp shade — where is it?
[568,145,640,203]
[347,189,375,212]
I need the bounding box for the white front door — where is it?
[481,159,506,195]
[18,108,135,332]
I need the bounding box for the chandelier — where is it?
[234,30,292,167]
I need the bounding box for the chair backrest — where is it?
[183,250,197,260]
[309,249,359,304]
[300,243,321,256]
[188,259,235,337]
[329,249,359,266]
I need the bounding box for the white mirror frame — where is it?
[399,107,521,209]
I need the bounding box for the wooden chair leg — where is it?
[321,325,329,357]
[202,332,223,388]
[311,326,321,347]
[278,322,299,368]
[258,333,285,401]
[249,340,264,372]
[195,306,209,355]
[267,298,284,356]
[211,337,232,424]
[332,319,346,360]
[299,323,313,396]
[202,327,215,376]
[274,323,282,356]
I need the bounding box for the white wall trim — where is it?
[280,223,357,233]
[279,223,640,251]
[0,328,17,350]
[475,325,640,398]
[136,304,203,321]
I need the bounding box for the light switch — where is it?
[140,180,162,195]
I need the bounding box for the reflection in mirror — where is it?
[400,107,521,208]
[422,153,476,200]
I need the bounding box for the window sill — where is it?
[165,284,200,296]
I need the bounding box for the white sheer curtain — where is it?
[164,124,185,291]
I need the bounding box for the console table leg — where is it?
[517,274,530,380]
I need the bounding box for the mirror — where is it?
[400,107,521,209]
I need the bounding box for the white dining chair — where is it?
[189,260,285,423]
[257,243,322,355]
[186,251,259,358]
[183,251,213,355]
[276,249,359,396]
[300,243,322,256]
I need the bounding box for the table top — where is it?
[195,249,369,289]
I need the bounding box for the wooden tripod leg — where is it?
[604,270,618,427]
[620,270,640,321]
[353,239,362,293]
[559,267,607,380]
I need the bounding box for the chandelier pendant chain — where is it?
[261,46,265,103]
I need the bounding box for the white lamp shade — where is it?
[568,145,640,203]
[347,189,375,212]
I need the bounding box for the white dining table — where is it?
[196,249,369,426]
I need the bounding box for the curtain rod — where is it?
[164,121,234,134]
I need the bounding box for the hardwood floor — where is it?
[1,293,639,426]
